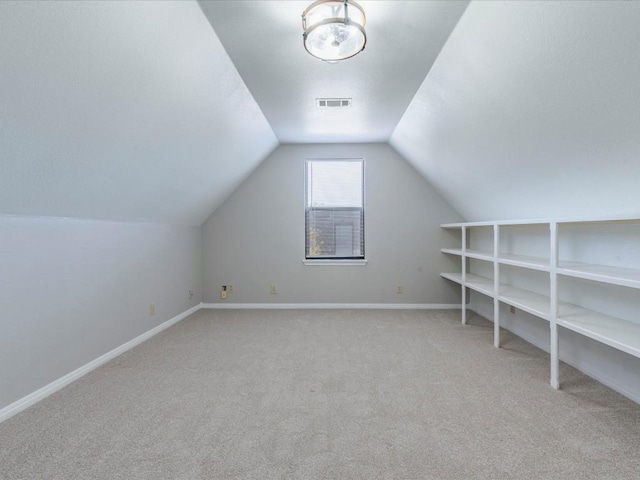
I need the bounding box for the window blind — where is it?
[305,159,364,259]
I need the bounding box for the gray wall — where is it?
[0,215,201,410]
[202,143,463,304]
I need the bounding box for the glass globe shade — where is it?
[302,0,367,61]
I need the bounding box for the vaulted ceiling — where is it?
[199,1,469,144]
[1,1,639,226]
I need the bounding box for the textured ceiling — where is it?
[391,0,640,221]
[199,1,469,144]
[0,1,277,226]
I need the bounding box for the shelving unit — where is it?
[440,215,640,390]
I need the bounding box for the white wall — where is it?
[202,143,463,304]
[0,215,201,410]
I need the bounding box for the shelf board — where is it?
[440,272,493,297]
[498,253,550,272]
[557,304,640,358]
[498,286,550,321]
[442,214,640,229]
[442,220,549,228]
[441,248,463,256]
[557,215,640,226]
[465,273,494,297]
[557,262,640,289]
[441,272,463,285]
[466,249,493,262]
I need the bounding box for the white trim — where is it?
[0,303,202,424]
[201,303,461,310]
[565,359,640,404]
[303,259,368,266]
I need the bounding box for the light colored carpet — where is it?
[0,309,638,479]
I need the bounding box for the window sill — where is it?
[303,259,368,266]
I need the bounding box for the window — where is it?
[305,159,364,260]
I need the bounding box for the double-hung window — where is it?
[305,159,365,260]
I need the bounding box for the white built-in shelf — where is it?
[557,262,640,290]
[466,274,494,296]
[440,214,640,392]
[498,253,550,272]
[441,272,463,284]
[498,286,551,321]
[466,249,493,262]
[558,304,640,359]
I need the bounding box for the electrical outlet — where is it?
[510,306,516,314]
[221,290,227,300]
[188,290,194,299]
[149,304,155,316]
[228,285,234,294]
[396,285,403,294]
[270,284,277,294]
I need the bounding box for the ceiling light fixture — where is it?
[302,0,367,62]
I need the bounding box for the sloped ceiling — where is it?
[199,1,469,144]
[0,1,277,226]
[2,1,639,226]
[391,0,640,221]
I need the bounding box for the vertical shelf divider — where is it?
[549,221,560,389]
[461,226,467,325]
[493,224,500,348]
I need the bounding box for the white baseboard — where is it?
[570,361,640,404]
[505,321,640,404]
[201,303,462,310]
[0,303,202,424]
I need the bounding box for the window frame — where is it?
[304,158,366,264]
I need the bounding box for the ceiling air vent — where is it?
[316,98,352,108]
